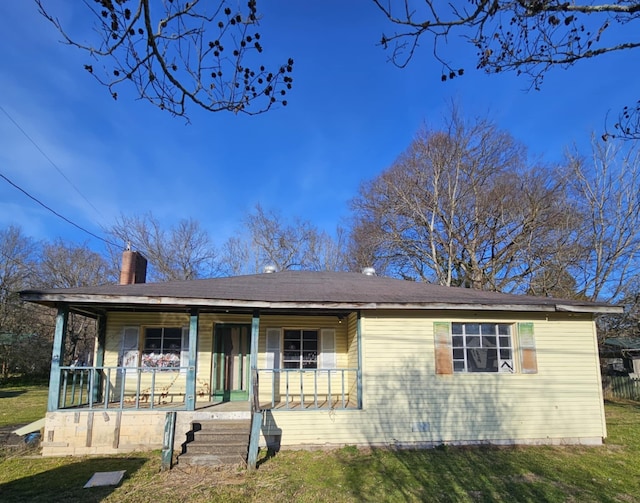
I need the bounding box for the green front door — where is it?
[212,324,251,402]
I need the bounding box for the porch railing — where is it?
[256,368,358,410]
[56,366,189,411]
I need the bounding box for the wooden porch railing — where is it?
[256,368,358,410]
[56,366,189,411]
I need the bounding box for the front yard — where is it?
[1,384,639,502]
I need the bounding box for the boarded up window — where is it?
[434,322,453,374]
[517,322,538,374]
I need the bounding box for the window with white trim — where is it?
[451,322,514,373]
[141,327,188,369]
[283,329,318,369]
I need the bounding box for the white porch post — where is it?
[186,309,199,410]
[47,306,68,412]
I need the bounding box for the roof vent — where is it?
[362,267,376,276]
[263,265,277,274]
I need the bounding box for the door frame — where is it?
[211,323,251,402]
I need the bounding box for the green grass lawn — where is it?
[1,386,640,502]
[0,384,48,427]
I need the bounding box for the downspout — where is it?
[48,306,68,412]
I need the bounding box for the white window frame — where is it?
[140,326,189,371]
[451,322,514,373]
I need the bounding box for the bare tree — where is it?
[37,0,294,120]
[350,111,574,292]
[373,1,640,139]
[564,135,640,301]
[108,213,219,281]
[0,226,50,380]
[34,240,117,364]
[219,205,349,274]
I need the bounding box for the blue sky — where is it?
[1,1,637,256]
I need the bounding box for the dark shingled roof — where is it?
[20,270,620,314]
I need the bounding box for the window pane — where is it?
[500,349,512,359]
[483,336,496,347]
[453,348,464,359]
[452,336,464,347]
[453,361,465,372]
[452,323,463,335]
[499,336,511,348]
[466,336,480,347]
[465,323,480,335]
[498,324,511,335]
[481,323,495,335]
[467,348,498,372]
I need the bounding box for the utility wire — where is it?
[0,104,105,219]
[0,171,120,248]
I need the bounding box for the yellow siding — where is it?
[267,310,606,448]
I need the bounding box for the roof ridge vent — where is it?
[263,265,277,274]
[362,267,376,276]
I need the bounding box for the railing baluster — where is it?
[61,370,68,408]
[135,368,141,409]
[314,370,318,409]
[104,368,111,409]
[78,370,85,405]
[119,368,126,409]
[150,370,156,409]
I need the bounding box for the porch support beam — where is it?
[92,314,106,403]
[186,309,199,410]
[249,309,260,401]
[48,306,68,412]
[356,311,363,409]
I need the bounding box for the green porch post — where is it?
[186,309,199,410]
[48,306,68,412]
[92,314,106,403]
[357,311,363,409]
[248,310,260,400]
[247,309,261,470]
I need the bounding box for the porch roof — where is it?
[20,270,620,315]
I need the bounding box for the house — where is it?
[20,251,622,464]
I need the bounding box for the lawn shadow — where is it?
[0,456,148,503]
[0,390,26,399]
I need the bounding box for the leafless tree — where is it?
[219,205,349,274]
[0,226,51,380]
[36,0,294,120]
[564,135,640,302]
[372,0,640,139]
[35,240,117,364]
[108,212,219,281]
[350,110,575,292]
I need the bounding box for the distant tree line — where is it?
[2,108,640,380]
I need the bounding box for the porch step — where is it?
[178,418,251,467]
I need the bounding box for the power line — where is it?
[0,104,105,219]
[0,171,120,248]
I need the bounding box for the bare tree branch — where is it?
[373,0,640,138]
[36,0,294,120]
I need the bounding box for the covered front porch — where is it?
[47,307,363,414]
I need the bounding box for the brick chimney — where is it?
[119,250,148,285]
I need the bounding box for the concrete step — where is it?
[179,418,251,467]
[192,432,249,444]
[178,452,246,467]
[185,442,247,455]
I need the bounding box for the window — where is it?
[141,327,186,369]
[451,323,514,373]
[283,329,318,369]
